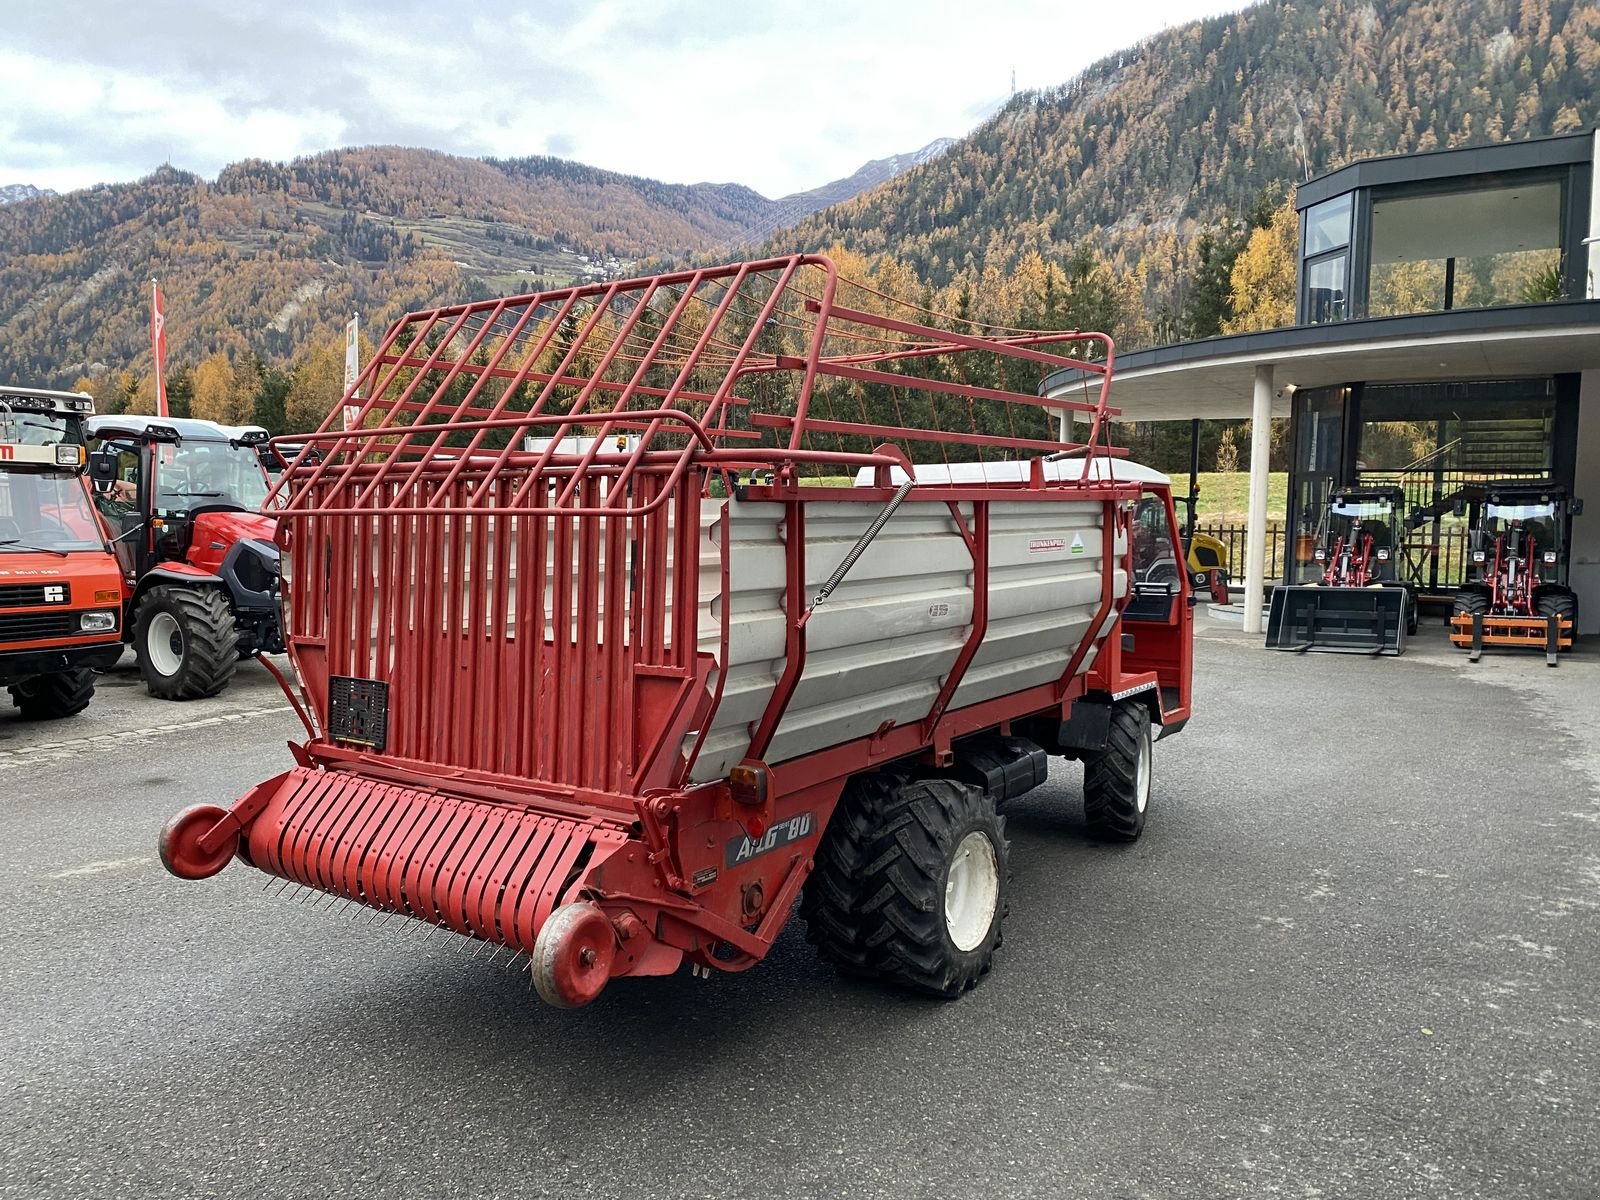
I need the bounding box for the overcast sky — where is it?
[2,1,1250,199]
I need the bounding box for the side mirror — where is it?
[87,449,119,491]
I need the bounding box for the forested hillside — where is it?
[0,145,932,404]
[770,0,1596,344]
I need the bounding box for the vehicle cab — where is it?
[0,387,125,715]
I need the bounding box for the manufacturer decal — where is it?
[1028,538,1065,554]
[692,866,720,889]
[1070,533,1085,555]
[725,811,815,868]
[929,602,949,617]
[43,585,66,604]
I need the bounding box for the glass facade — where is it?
[1297,164,1578,323]
[1286,378,1572,590]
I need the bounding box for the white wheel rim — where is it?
[1136,723,1152,814]
[147,612,184,677]
[945,830,999,952]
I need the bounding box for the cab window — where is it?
[1131,493,1179,584]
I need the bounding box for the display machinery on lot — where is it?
[157,255,1195,1007]
[83,415,284,700]
[0,386,125,718]
[1449,483,1579,666]
[1266,484,1418,655]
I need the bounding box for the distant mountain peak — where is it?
[0,183,55,206]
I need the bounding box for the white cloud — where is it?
[0,0,1251,196]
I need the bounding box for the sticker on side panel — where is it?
[725,812,815,868]
[1070,533,1085,555]
[1028,538,1065,554]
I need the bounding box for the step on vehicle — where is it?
[0,387,125,719]
[1449,483,1579,666]
[84,416,284,700]
[1267,485,1418,655]
[157,255,1195,1008]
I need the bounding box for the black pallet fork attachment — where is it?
[1266,584,1409,656]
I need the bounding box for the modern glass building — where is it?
[1044,128,1600,634]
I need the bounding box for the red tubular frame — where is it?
[189,255,1190,986]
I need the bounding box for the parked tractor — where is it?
[83,415,283,699]
[157,255,1195,1008]
[0,386,125,719]
[1267,485,1417,654]
[1449,483,1578,666]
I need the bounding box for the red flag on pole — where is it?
[151,280,169,417]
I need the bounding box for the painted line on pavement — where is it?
[0,704,294,768]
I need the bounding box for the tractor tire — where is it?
[1452,591,1489,623]
[134,585,239,700]
[1405,593,1419,637]
[7,668,95,720]
[1536,591,1578,631]
[1083,701,1153,843]
[802,775,1008,998]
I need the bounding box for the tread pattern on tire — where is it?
[136,585,239,700]
[8,667,95,719]
[1453,591,1489,619]
[1536,591,1577,623]
[802,774,1007,998]
[1083,701,1150,843]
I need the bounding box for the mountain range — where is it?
[0,0,1595,397]
[0,140,952,382]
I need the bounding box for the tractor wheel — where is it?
[1536,591,1578,631]
[1405,593,1419,637]
[1453,591,1489,623]
[7,668,96,720]
[1083,701,1153,843]
[802,774,1008,998]
[134,585,239,700]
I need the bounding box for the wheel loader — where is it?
[1449,483,1578,666]
[1266,485,1417,655]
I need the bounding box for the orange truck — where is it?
[0,387,125,719]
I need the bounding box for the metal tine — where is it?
[273,877,297,898]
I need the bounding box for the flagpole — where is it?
[343,312,361,430]
[151,278,168,418]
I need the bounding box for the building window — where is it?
[1304,193,1353,257]
[1367,176,1567,318]
[1304,253,1348,323]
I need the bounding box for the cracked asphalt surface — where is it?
[2,626,1597,1199]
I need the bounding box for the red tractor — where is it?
[0,387,125,719]
[1450,483,1578,665]
[157,256,1194,1008]
[84,416,283,699]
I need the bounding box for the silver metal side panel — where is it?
[689,496,1124,782]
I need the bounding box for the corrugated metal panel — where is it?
[690,497,1122,781]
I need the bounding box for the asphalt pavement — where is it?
[1,626,1596,1199]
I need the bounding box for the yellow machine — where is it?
[1186,529,1229,587]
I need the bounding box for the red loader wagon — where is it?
[159,255,1194,1006]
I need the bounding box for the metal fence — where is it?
[1195,521,1473,591]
